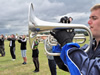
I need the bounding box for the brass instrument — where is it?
[28,3,93,56]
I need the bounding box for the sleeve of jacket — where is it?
[7,38,16,41]
[68,48,100,75]
[0,38,4,42]
[18,39,22,43]
[7,38,12,41]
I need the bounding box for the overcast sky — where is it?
[0,0,99,35]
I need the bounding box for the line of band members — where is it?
[0,34,27,57]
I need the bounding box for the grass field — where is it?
[0,40,70,75]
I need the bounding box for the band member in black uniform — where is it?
[7,34,16,61]
[0,34,5,57]
[18,35,27,64]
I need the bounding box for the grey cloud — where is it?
[0,0,99,35]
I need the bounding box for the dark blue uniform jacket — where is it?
[53,40,100,75]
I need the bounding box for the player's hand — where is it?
[50,29,75,47]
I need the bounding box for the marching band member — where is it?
[51,4,100,75]
[7,34,16,61]
[0,34,5,56]
[18,35,27,64]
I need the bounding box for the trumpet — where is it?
[28,3,93,56]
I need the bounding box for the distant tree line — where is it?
[75,31,88,36]
[39,30,89,36]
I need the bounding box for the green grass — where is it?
[0,41,70,75]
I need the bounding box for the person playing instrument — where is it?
[50,16,74,72]
[18,35,27,64]
[32,38,40,72]
[0,34,5,57]
[50,4,100,75]
[7,34,16,61]
[41,36,57,75]
[41,16,73,75]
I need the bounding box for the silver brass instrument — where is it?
[74,34,86,44]
[28,3,93,56]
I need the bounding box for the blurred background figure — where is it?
[0,34,5,57]
[32,38,40,72]
[18,35,27,64]
[7,34,16,61]
[41,36,57,75]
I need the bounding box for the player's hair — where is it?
[91,4,100,11]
